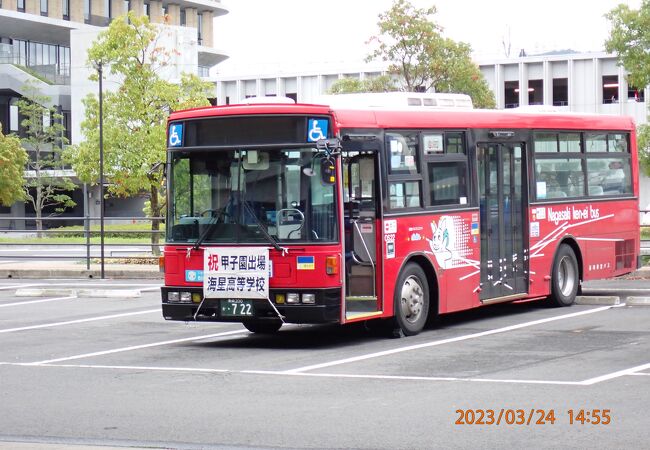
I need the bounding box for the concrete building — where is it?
[0,0,228,225]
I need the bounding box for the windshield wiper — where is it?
[241,199,284,253]
[193,209,227,250]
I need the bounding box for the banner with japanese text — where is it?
[203,247,270,299]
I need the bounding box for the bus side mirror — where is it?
[321,159,336,185]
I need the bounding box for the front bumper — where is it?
[161,287,341,324]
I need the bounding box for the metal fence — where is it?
[0,216,164,269]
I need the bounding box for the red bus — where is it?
[161,94,640,336]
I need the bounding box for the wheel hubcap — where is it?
[400,275,424,324]
[558,256,576,297]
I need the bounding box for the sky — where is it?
[213,0,643,76]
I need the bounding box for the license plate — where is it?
[221,299,254,317]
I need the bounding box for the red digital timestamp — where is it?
[455,409,612,425]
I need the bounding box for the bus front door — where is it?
[477,143,529,302]
[342,152,382,319]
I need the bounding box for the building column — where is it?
[593,57,601,113]
[618,64,626,115]
[25,0,38,14]
[567,59,575,111]
[543,60,552,106]
[69,0,84,23]
[90,0,104,19]
[149,0,163,23]
[296,76,303,102]
[130,0,144,16]
[111,0,126,19]
[495,64,504,109]
[201,11,213,47]
[235,79,242,103]
[518,62,528,107]
[276,77,285,97]
[166,4,180,25]
[185,7,198,44]
[49,0,63,19]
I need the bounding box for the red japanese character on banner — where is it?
[207,254,219,271]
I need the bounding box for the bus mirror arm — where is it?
[316,138,341,159]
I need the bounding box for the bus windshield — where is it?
[167,148,338,245]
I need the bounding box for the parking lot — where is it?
[0,278,648,449]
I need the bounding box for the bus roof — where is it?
[169,102,636,132]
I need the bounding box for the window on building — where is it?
[41,0,48,15]
[285,93,297,102]
[180,8,186,25]
[62,0,70,19]
[552,78,568,106]
[603,75,618,104]
[105,0,112,19]
[84,0,91,22]
[504,80,519,108]
[143,2,149,17]
[628,85,645,103]
[528,79,543,105]
[197,12,203,45]
[17,0,25,12]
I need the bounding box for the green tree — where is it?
[0,124,28,206]
[367,0,495,108]
[65,12,213,254]
[606,1,650,173]
[17,83,76,234]
[328,75,397,94]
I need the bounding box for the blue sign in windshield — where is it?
[307,118,328,142]
[169,123,183,147]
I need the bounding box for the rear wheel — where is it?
[242,320,282,334]
[393,263,429,336]
[549,244,579,307]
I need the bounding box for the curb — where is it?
[0,269,162,280]
[575,295,620,305]
[626,296,650,306]
[15,288,142,298]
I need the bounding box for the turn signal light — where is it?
[159,256,165,273]
[326,255,339,275]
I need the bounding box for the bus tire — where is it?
[242,320,282,334]
[394,263,429,336]
[549,244,579,307]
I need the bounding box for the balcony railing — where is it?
[0,43,70,85]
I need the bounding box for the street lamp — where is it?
[95,61,105,279]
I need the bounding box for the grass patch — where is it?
[0,223,162,244]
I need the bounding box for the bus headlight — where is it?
[180,292,192,303]
[302,293,316,304]
[168,291,180,302]
[287,293,300,304]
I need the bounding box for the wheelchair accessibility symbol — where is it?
[307,119,328,142]
[169,123,183,147]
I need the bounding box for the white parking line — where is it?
[2,363,642,387]
[0,295,77,308]
[580,362,650,385]
[243,370,584,385]
[28,329,248,364]
[0,284,41,290]
[0,309,159,334]
[285,306,614,374]
[630,372,650,376]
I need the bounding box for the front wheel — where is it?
[549,244,579,307]
[393,263,429,336]
[242,320,282,334]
